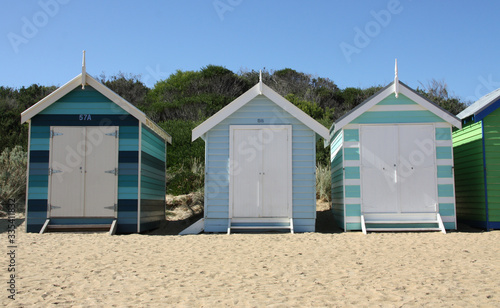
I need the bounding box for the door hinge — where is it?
[49,168,62,175]
[105,130,119,138]
[50,130,63,138]
[104,204,116,211]
[49,204,61,209]
[104,168,118,175]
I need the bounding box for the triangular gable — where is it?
[21,73,171,144]
[330,81,462,136]
[192,82,329,141]
[457,88,500,121]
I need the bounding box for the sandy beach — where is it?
[2,215,499,307]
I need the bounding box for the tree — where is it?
[98,72,149,106]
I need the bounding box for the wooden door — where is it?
[84,126,118,217]
[361,125,398,213]
[398,125,437,213]
[49,126,118,218]
[230,126,291,218]
[49,127,85,217]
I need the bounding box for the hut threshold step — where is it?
[45,224,113,232]
[227,218,294,234]
[361,213,446,234]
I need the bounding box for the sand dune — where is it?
[2,219,499,307]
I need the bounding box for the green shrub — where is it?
[0,146,27,211]
[166,157,205,195]
[316,163,331,201]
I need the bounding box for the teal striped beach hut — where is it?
[191,75,329,234]
[21,53,171,234]
[329,70,461,233]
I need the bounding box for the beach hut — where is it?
[329,65,462,233]
[21,52,171,234]
[453,88,500,230]
[190,74,329,234]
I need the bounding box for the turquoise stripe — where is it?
[40,102,129,115]
[346,223,361,230]
[437,165,453,178]
[345,203,361,216]
[377,93,417,105]
[343,129,359,142]
[438,184,454,197]
[344,148,360,160]
[436,127,452,140]
[443,222,456,229]
[436,146,452,159]
[345,185,360,198]
[344,166,360,179]
[351,110,445,124]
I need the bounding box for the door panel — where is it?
[398,125,437,213]
[361,126,398,213]
[261,127,289,217]
[231,126,290,218]
[232,128,262,218]
[49,126,118,218]
[49,127,85,217]
[84,126,118,217]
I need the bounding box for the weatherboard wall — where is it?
[203,95,317,233]
[25,86,166,233]
[139,124,166,232]
[453,105,500,229]
[331,93,457,231]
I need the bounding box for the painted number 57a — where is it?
[79,114,92,121]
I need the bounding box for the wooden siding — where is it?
[330,130,344,230]
[139,124,166,232]
[25,86,140,233]
[483,107,500,226]
[453,122,486,225]
[204,96,317,232]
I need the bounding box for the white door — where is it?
[398,125,437,213]
[360,126,398,213]
[230,125,291,218]
[360,124,437,214]
[84,126,118,217]
[49,126,118,218]
[49,127,85,217]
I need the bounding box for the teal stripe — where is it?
[344,148,360,160]
[436,127,452,140]
[438,184,454,197]
[436,146,452,159]
[351,110,445,124]
[343,129,359,142]
[345,203,361,216]
[437,165,453,178]
[346,223,361,230]
[377,93,417,105]
[40,102,129,115]
[345,185,360,198]
[344,166,360,179]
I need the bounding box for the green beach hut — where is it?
[453,88,500,230]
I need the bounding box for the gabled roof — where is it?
[21,73,171,143]
[192,81,329,141]
[456,88,500,121]
[330,80,462,135]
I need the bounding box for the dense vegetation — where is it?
[0,66,467,200]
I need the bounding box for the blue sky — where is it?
[1,0,499,103]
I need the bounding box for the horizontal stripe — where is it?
[343,129,359,142]
[369,105,425,111]
[438,184,454,197]
[31,115,138,126]
[436,146,452,159]
[351,110,446,124]
[436,127,452,140]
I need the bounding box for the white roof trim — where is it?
[332,82,462,135]
[21,73,171,144]
[192,82,329,141]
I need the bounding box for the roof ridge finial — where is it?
[81,50,86,89]
[259,69,263,94]
[394,58,399,98]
